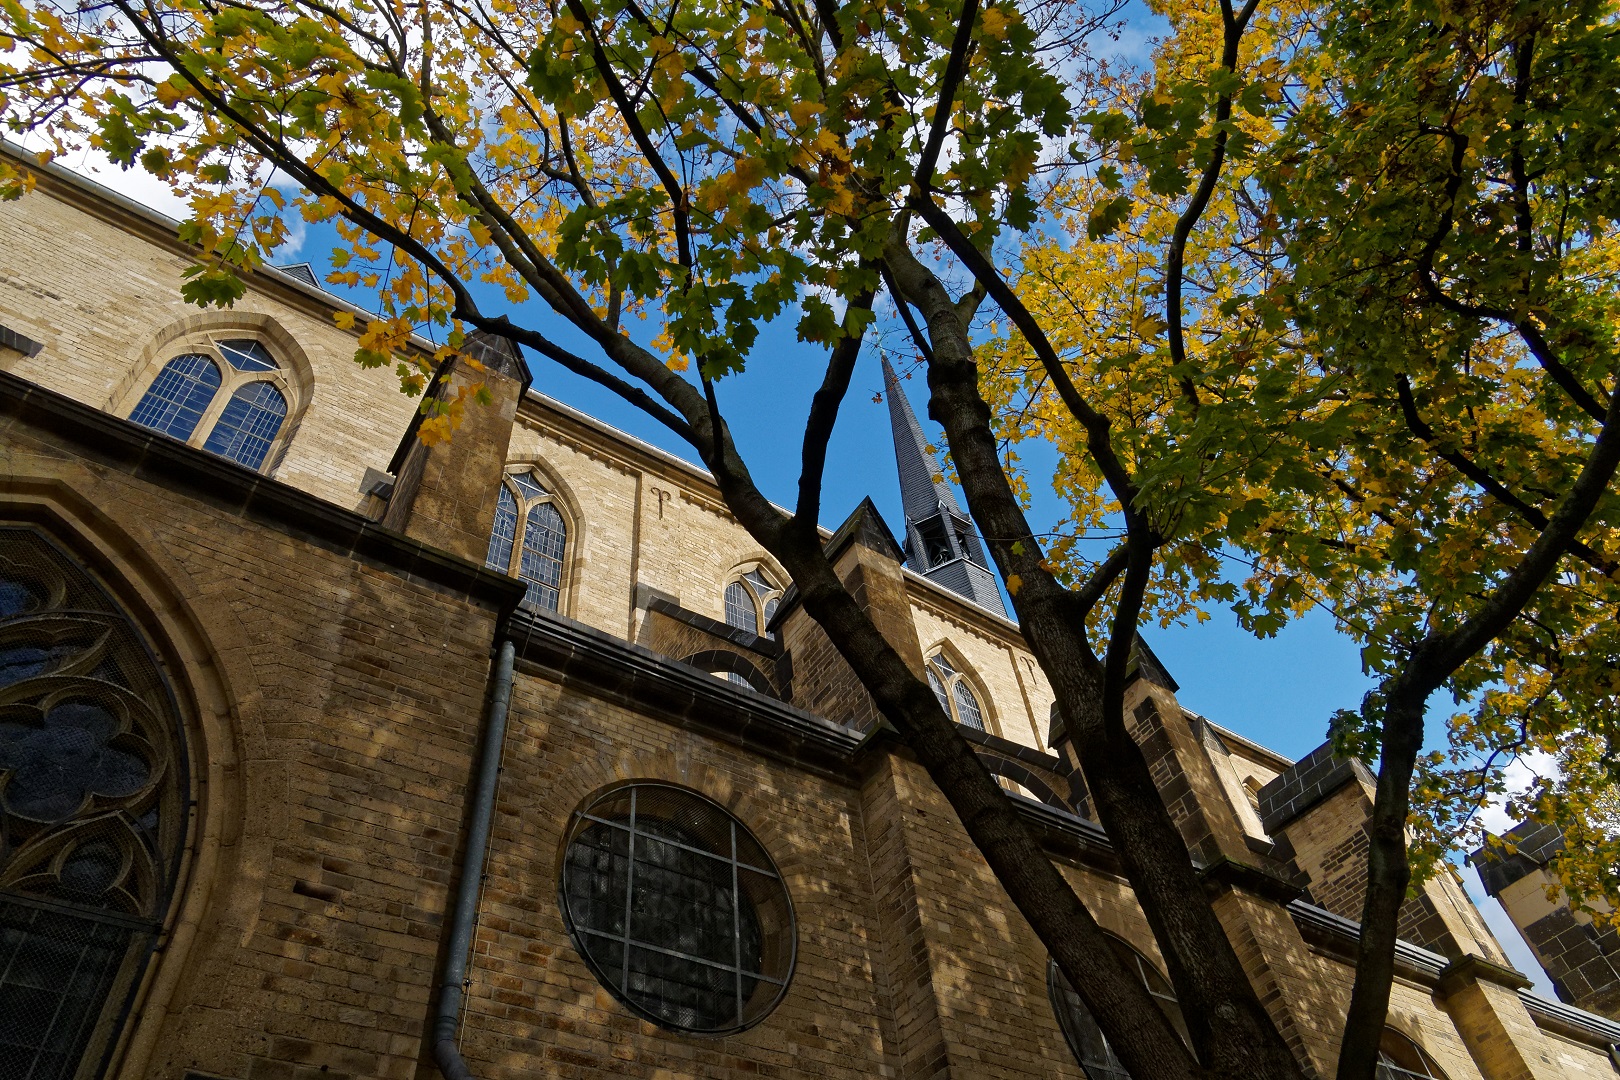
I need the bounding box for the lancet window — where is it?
[925,650,985,731]
[485,469,567,612]
[723,568,782,640]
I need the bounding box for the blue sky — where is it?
[39,0,1547,989]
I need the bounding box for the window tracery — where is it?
[558,783,795,1035]
[485,468,567,612]
[924,650,986,732]
[722,567,782,640]
[127,336,290,471]
[0,526,189,1080]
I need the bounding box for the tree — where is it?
[985,0,1620,1076]
[2,0,1616,1078]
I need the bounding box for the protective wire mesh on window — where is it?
[1048,935,1189,1079]
[483,471,565,612]
[0,526,189,1080]
[560,784,795,1035]
[925,652,985,731]
[722,568,782,643]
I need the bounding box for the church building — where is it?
[2,142,1619,1080]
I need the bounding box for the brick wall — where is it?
[0,407,507,1080]
[0,171,418,510]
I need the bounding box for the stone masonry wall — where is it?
[461,672,895,1080]
[1,412,505,1080]
[0,172,418,510]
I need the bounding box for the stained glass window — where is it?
[128,354,220,442]
[0,526,188,1080]
[200,383,287,470]
[560,784,794,1034]
[483,470,566,613]
[925,651,986,731]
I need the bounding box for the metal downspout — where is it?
[433,639,515,1080]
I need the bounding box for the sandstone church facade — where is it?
[1,144,1617,1080]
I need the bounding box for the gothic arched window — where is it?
[723,567,782,640]
[485,469,567,612]
[1048,935,1189,1080]
[0,525,189,1080]
[925,650,985,731]
[1377,1028,1448,1080]
[128,337,290,471]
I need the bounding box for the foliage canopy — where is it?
[4,0,1619,1076]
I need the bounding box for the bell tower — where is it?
[881,356,1006,616]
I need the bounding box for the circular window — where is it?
[559,783,795,1035]
[1048,935,1189,1079]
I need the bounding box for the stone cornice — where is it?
[1518,990,1620,1049]
[507,604,861,779]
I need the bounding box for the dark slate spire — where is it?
[880,356,1007,616]
[882,355,962,523]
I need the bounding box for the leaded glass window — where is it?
[200,383,288,470]
[127,354,220,442]
[127,336,290,473]
[722,568,782,641]
[559,784,795,1035]
[925,651,986,731]
[216,339,277,372]
[483,469,566,612]
[1048,935,1189,1080]
[0,526,189,1080]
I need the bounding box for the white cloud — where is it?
[10,130,190,220]
[1475,750,1559,836]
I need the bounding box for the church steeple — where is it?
[881,356,1007,616]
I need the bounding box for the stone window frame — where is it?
[113,324,307,475]
[556,781,797,1036]
[922,642,996,736]
[1047,932,1189,1080]
[0,522,193,1080]
[486,465,574,615]
[1376,1027,1449,1080]
[721,563,784,640]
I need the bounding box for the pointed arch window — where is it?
[485,469,567,612]
[1049,935,1189,1080]
[1376,1029,1448,1080]
[127,336,290,472]
[723,568,782,640]
[0,525,190,1080]
[925,650,985,731]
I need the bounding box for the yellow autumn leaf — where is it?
[788,100,823,127]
